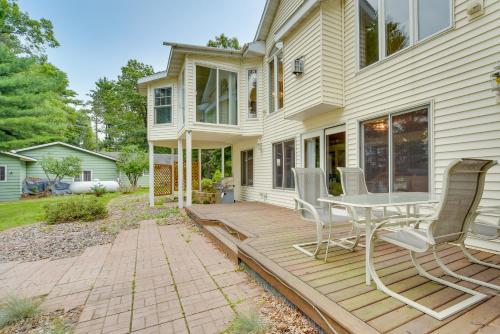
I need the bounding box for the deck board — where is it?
[187,202,500,334]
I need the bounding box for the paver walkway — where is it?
[0,221,264,334]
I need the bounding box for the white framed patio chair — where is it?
[368,158,497,320]
[292,168,361,261]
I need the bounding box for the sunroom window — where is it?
[196,65,237,125]
[358,0,451,68]
[247,69,258,118]
[154,87,172,124]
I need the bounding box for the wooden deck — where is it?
[186,202,500,334]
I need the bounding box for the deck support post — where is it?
[186,130,192,206]
[171,147,175,195]
[148,141,154,207]
[221,147,225,178]
[198,149,202,191]
[177,138,184,209]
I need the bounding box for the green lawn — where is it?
[0,188,149,231]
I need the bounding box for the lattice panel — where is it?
[154,164,172,196]
[173,161,200,191]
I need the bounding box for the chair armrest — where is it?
[293,197,322,225]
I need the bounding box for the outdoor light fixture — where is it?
[491,64,500,96]
[293,56,305,76]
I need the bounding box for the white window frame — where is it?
[241,149,254,187]
[0,165,6,182]
[268,51,284,114]
[272,139,295,190]
[301,130,325,169]
[153,86,173,125]
[194,63,239,126]
[356,0,454,71]
[75,170,93,182]
[359,104,432,194]
[247,68,258,119]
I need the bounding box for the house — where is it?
[0,142,118,201]
[139,0,499,212]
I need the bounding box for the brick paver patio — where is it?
[0,221,264,333]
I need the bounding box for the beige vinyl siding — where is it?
[147,78,178,142]
[343,0,500,205]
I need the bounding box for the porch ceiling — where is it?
[151,130,261,149]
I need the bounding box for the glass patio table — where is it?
[318,192,439,286]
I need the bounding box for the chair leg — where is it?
[434,246,500,291]
[368,237,487,320]
[459,243,500,270]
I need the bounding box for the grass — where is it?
[223,310,268,334]
[0,296,41,329]
[0,187,149,231]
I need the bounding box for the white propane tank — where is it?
[69,179,120,194]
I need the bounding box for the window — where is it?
[358,0,451,68]
[304,137,320,168]
[247,69,258,118]
[154,87,172,124]
[273,140,295,189]
[75,170,92,182]
[268,53,284,113]
[196,65,238,125]
[241,149,253,186]
[361,107,429,193]
[0,166,6,182]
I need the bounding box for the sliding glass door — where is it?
[361,107,429,193]
[325,126,346,195]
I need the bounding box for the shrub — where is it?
[212,169,223,183]
[0,296,41,328]
[226,309,268,334]
[43,195,108,224]
[90,184,107,197]
[201,178,215,193]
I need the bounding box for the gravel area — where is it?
[0,306,82,334]
[0,194,184,263]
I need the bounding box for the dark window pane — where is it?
[0,166,5,181]
[155,106,171,124]
[418,0,451,40]
[273,142,283,188]
[363,118,389,192]
[277,55,284,109]
[392,108,429,192]
[83,170,92,182]
[219,69,238,125]
[241,151,247,186]
[269,59,275,113]
[385,0,410,56]
[326,130,346,195]
[304,137,320,168]
[248,69,258,118]
[283,140,295,189]
[247,150,253,186]
[359,0,379,68]
[196,66,217,123]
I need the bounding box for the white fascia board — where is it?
[138,71,168,84]
[2,151,37,162]
[274,0,322,43]
[13,142,117,161]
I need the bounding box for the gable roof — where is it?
[12,142,117,161]
[0,151,37,162]
[254,0,280,42]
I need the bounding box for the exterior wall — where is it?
[21,144,118,183]
[0,154,24,201]
[119,172,149,187]
[147,78,178,142]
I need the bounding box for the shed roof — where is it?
[12,142,117,161]
[0,151,37,162]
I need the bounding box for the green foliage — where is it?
[116,145,148,188]
[43,195,108,224]
[0,0,59,56]
[40,155,82,183]
[90,184,107,197]
[212,170,222,183]
[0,296,41,328]
[201,147,232,179]
[201,178,215,193]
[207,33,240,50]
[88,60,154,151]
[119,186,135,194]
[225,310,268,334]
[43,318,72,334]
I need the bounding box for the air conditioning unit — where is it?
[292,57,305,76]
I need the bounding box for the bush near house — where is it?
[43,195,107,224]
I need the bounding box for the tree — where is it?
[207,33,240,50]
[0,44,80,150]
[0,0,59,56]
[41,155,82,191]
[116,146,148,188]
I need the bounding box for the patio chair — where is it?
[292,168,361,260]
[368,158,497,320]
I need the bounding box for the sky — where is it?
[18,0,267,103]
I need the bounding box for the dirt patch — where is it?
[0,306,82,334]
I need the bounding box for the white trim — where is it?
[272,138,296,190]
[75,170,93,182]
[138,71,168,84]
[274,0,321,42]
[247,68,259,119]
[153,85,173,125]
[0,165,7,182]
[13,142,117,161]
[301,130,324,169]
[1,151,37,162]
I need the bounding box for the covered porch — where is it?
[186,202,500,334]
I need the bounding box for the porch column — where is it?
[171,148,175,195]
[221,147,225,178]
[198,149,202,191]
[148,141,154,207]
[177,138,184,209]
[186,130,192,206]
